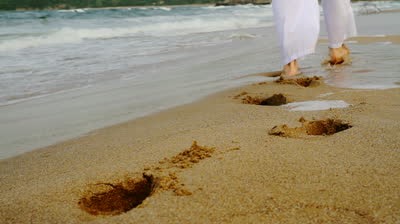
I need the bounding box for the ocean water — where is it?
[0,4,275,107]
[1,2,400,106]
[0,2,400,159]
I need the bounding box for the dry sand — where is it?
[1,71,399,223]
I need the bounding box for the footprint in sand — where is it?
[78,141,237,216]
[234,91,288,106]
[78,174,155,216]
[275,76,321,87]
[269,117,352,138]
[241,93,288,106]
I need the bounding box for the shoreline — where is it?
[1,75,399,223]
[4,73,400,161]
[1,33,399,160]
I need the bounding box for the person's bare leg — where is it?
[282,60,299,77]
[329,44,350,64]
[322,0,356,65]
[273,0,320,78]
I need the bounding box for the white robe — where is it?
[272,0,357,65]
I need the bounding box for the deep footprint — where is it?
[276,76,321,87]
[79,141,216,216]
[79,174,154,216]
[242,94,287,106]
[269,118,352,138]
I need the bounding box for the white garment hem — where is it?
[329,32,357,48]
[329,43,344,49]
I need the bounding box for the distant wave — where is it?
[0,18,272,51]
[352,1,400,15]
[58,8,87,13]
[158,7,171,11]
[205,5,227,10]
[205,4,270,10]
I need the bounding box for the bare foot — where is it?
[281,60,299,78]
[329,44,350,65]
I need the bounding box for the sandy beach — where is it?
[1,71,400,223]
[1,7,400,224]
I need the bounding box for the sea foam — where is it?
[0,18,271,51]
[285,100,350,111]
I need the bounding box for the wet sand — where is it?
[1,72,399,223]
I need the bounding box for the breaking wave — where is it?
[0,17,271,51]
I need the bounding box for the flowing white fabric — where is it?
[272,0,357,65]
[322,0,357,48]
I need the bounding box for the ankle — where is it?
[329,45,349,64]
[283,60,299,76]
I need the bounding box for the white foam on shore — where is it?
[346,84,399,90]
[378,41,392,45]
[285,100,350,111]
[317,92,334,98]
[228,33,256,40]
